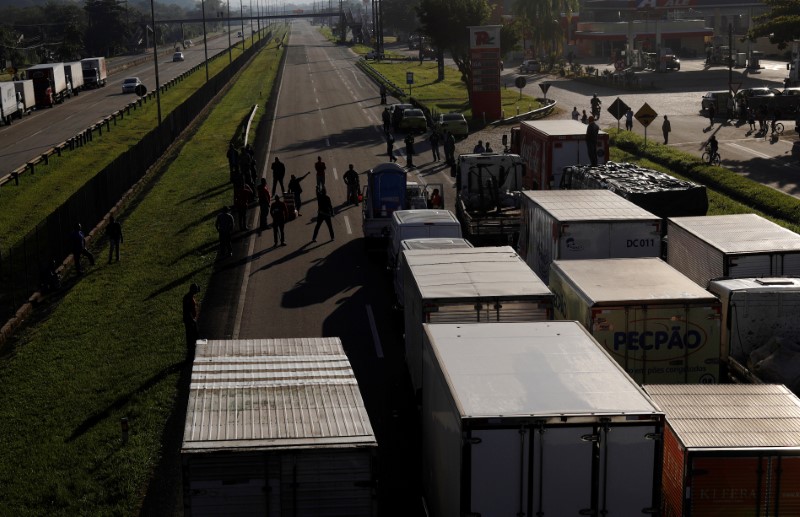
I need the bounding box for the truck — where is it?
[392,237,473,307]
[26,63,68,107]
[645,384,800,517]
[63,61,84,95]
[0,82,20,125]
[455,152,526,246]
[549,257,722,384]
[518,190,662,282]
[386,209,461,270]
[14,80,35,115]
[708,276,800,389]
[511,119,609,190]
[81,57,108,88]
[182,337,378,516]
[666,214,800,288]
[421,321,664,517]
[559,162,708,218]
[403,246,553,393]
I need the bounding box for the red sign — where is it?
[468,26,502,121]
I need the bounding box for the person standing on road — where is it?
[747,108,756,132]
[106,215,123,263]
[69,223,95,274]
[625,108,634,131]
[386,131,398,162]
[288,172,310,215]
[444,131,456,165]
[234,182,254,231]
[239,147,253,189]
[311,188,335,242]
[581,110,588,124]
[343,164,360,205]
[572,107,580,121]
[586,116,600,167]
[314,156,327,189]
[708,103,716,128]
[257,178,271,232]
[662,115,671,145]
[429,131,441,161]
[214,206,234,257]
[182,283,200,351]
[473,140,485,153]
[270,195,288,246]
[271,157,286,195]
[382,107,391,132]
[404,133,415,168]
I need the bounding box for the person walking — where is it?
[270,195,288,246]
[571,107,580,121]
[386,132,397,162]
[214,206,235,257]
[257,178,271,232]
[106,215,123,263]
[311,188,335,242]
[444,131,456,165]
[429,131,441,161]
[625,108,634,131]
[473,140,485,153]
[182,283,200,350]
[343,164,360,205]
[382,107,391,132]
[747,108,756,132]
[226,142,238,175]
[314,156,327,189]
[581,110,588,124]
[239,147,253,189]
[69,223,95,274]
[271,157,286,195]
[586,116,600,166]
[287,172,310,216]
[708,103,716,128]
[234,182,254,231]
[404,133,415,168]
[662,115,671,145]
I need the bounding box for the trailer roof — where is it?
[425,321,661,418]
[392,209,459,225]
[401,237,473,250]
[182,338,376,453]
[709,277,800,294]
[521,190,659,221]
[552,258,717,304]
[644,384,800,449]
[405,246,552,300]
[668,214,800,254]
[521,119,608,137]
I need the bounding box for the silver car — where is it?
[121,77,142,94]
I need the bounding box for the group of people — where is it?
[384,127,458,168]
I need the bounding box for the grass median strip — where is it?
[0,31,285,515]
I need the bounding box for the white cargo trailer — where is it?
[80,57,108,88]
[392,237,473,307]
[421,321,664,517]
[404,247,553,393]
[549,257,722,384]
[518,190,662,281]
[0,82,19,124]
[708,276,800,389]
[64,61,84,94]
[667,214,800,287]
[182,338,378,517]
[14,80,35,115]
[386,209,462,269]
[26,63,68,107]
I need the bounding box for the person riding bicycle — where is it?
[343,164,360,205]
[590,94,602,117]
[707,135,719,161]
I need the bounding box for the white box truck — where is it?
[393,237,473,307]
[182,338,378,516]
[0,82,19,125]
[518,190,662,282]
[81,57,107,88]
[386,209,461,269]
[421,321,664,517]
[404,247,553,393]
[667,214,800,288]
[549,257,722,384]
[14,80,35,115]
[26,63,68,107]
[708,276,800,390]
[64,61,84,95]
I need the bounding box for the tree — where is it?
[513,0,578,59]
[746,0,800,50]
[381,0,419,40]
[84,0,130,56]
[416,0,491,99]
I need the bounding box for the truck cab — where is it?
[362,163,407,244]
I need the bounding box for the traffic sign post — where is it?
[634,103,658,146]
[539,82,551,101]
[406,71,414,96]
[515,76,527,100]
[608,98,630,131]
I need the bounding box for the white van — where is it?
[387,210,462,270]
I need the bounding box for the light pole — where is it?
[201,0,209,81]
[240,0,245,50]
[227,0,232,62]
[149,0,161,125]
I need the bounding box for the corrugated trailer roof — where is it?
[182,338,376,453]
[425,321,661,419]
[392,209,459,225]
[644,384,800,449]
[521,190,660,221]
[552,257,718,304]
[668,214,800,254]
[709,276,800,293]
[521,119,608,137]
[405,246,552,300]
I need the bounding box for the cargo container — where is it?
[81,57,107,88]
[549,257,722,384]
[421,321,664,517]
[386,209,461,269]
[518,190,662,282]
[14,80,35,115]
[513,119,609,190]
[26,63,68,107]
[644,384,800,517]
[560,162,709,218]
[667,214,800,288]
[64,61,84,94]
[0,82,19,124]
[404,247,553,392]
[182,338,378,516]
[392,237,473,307]
[708,277,800,389]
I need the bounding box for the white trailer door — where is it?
[727,254,771,278]
[600,425,658,516]
[531,426,594,516]
[469,429,529,516]
[608,222,661,258]
[781,252,800,276]
[551,140,585,189]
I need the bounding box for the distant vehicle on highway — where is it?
[173,52,185,62]
[237,31,243,38]
[121,77,142,94]
[434,113,468,137]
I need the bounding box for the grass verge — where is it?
[0,30,285,515]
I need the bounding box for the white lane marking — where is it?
[332,167,338,181]
[726,141,773,160]
[366,305,384,359]
[344,215,352,234]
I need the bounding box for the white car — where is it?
[435,113,469,137]
[172,52,185,62]
[121,77,143,94]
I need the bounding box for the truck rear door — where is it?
[533,426,594,515]
[601,425,659,515]
[469,428,529,516]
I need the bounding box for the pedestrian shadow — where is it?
[178,181,230,205]
[175,211,220,235]
[145,265,213,301]
[250,242,321,275]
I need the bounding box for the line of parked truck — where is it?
[0,57,107,125]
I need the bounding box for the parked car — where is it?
[184,39,193,47]
[435,113,469,137]
[701,91,729,112]
[519,60,541,73]
[237,31,243,38]
[121,77,142,94]
[173,52,185,62]
[365,50,384,60]
[389,102,414,129]
[398,108,427,133]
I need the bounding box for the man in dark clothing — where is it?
[182,283,200,350]
[246,144,257,186]
[404,133,415,168]
[586,116,600,166]
[708,104,716,128]
[234,182,254,231]
[69,223,95,274]
[314,156,327,189]
[239,147,253,189]
[429,131,441,161]
[270,195,288,246]
[343,164,360,205]
[271,157,287,195]
[257,178,271,232]
[386,132,397,162]
[380,83,387,104]
[287,172,310,216]
[382,107,391,131]
[107,215,124,263]
[444,131,456,165]
[226,142,238,175]
[214,206,235,257]
[311,188,335,242]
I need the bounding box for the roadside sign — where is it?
[608,98,630,121]
[730,82,741,95]
[515,77,527,89]
[134,84,147,97]
[539,82,551,95]
[635,103,658,127]
[406,72,414,85]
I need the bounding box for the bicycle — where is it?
[701,148,721,166]
[771,122,785,135]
